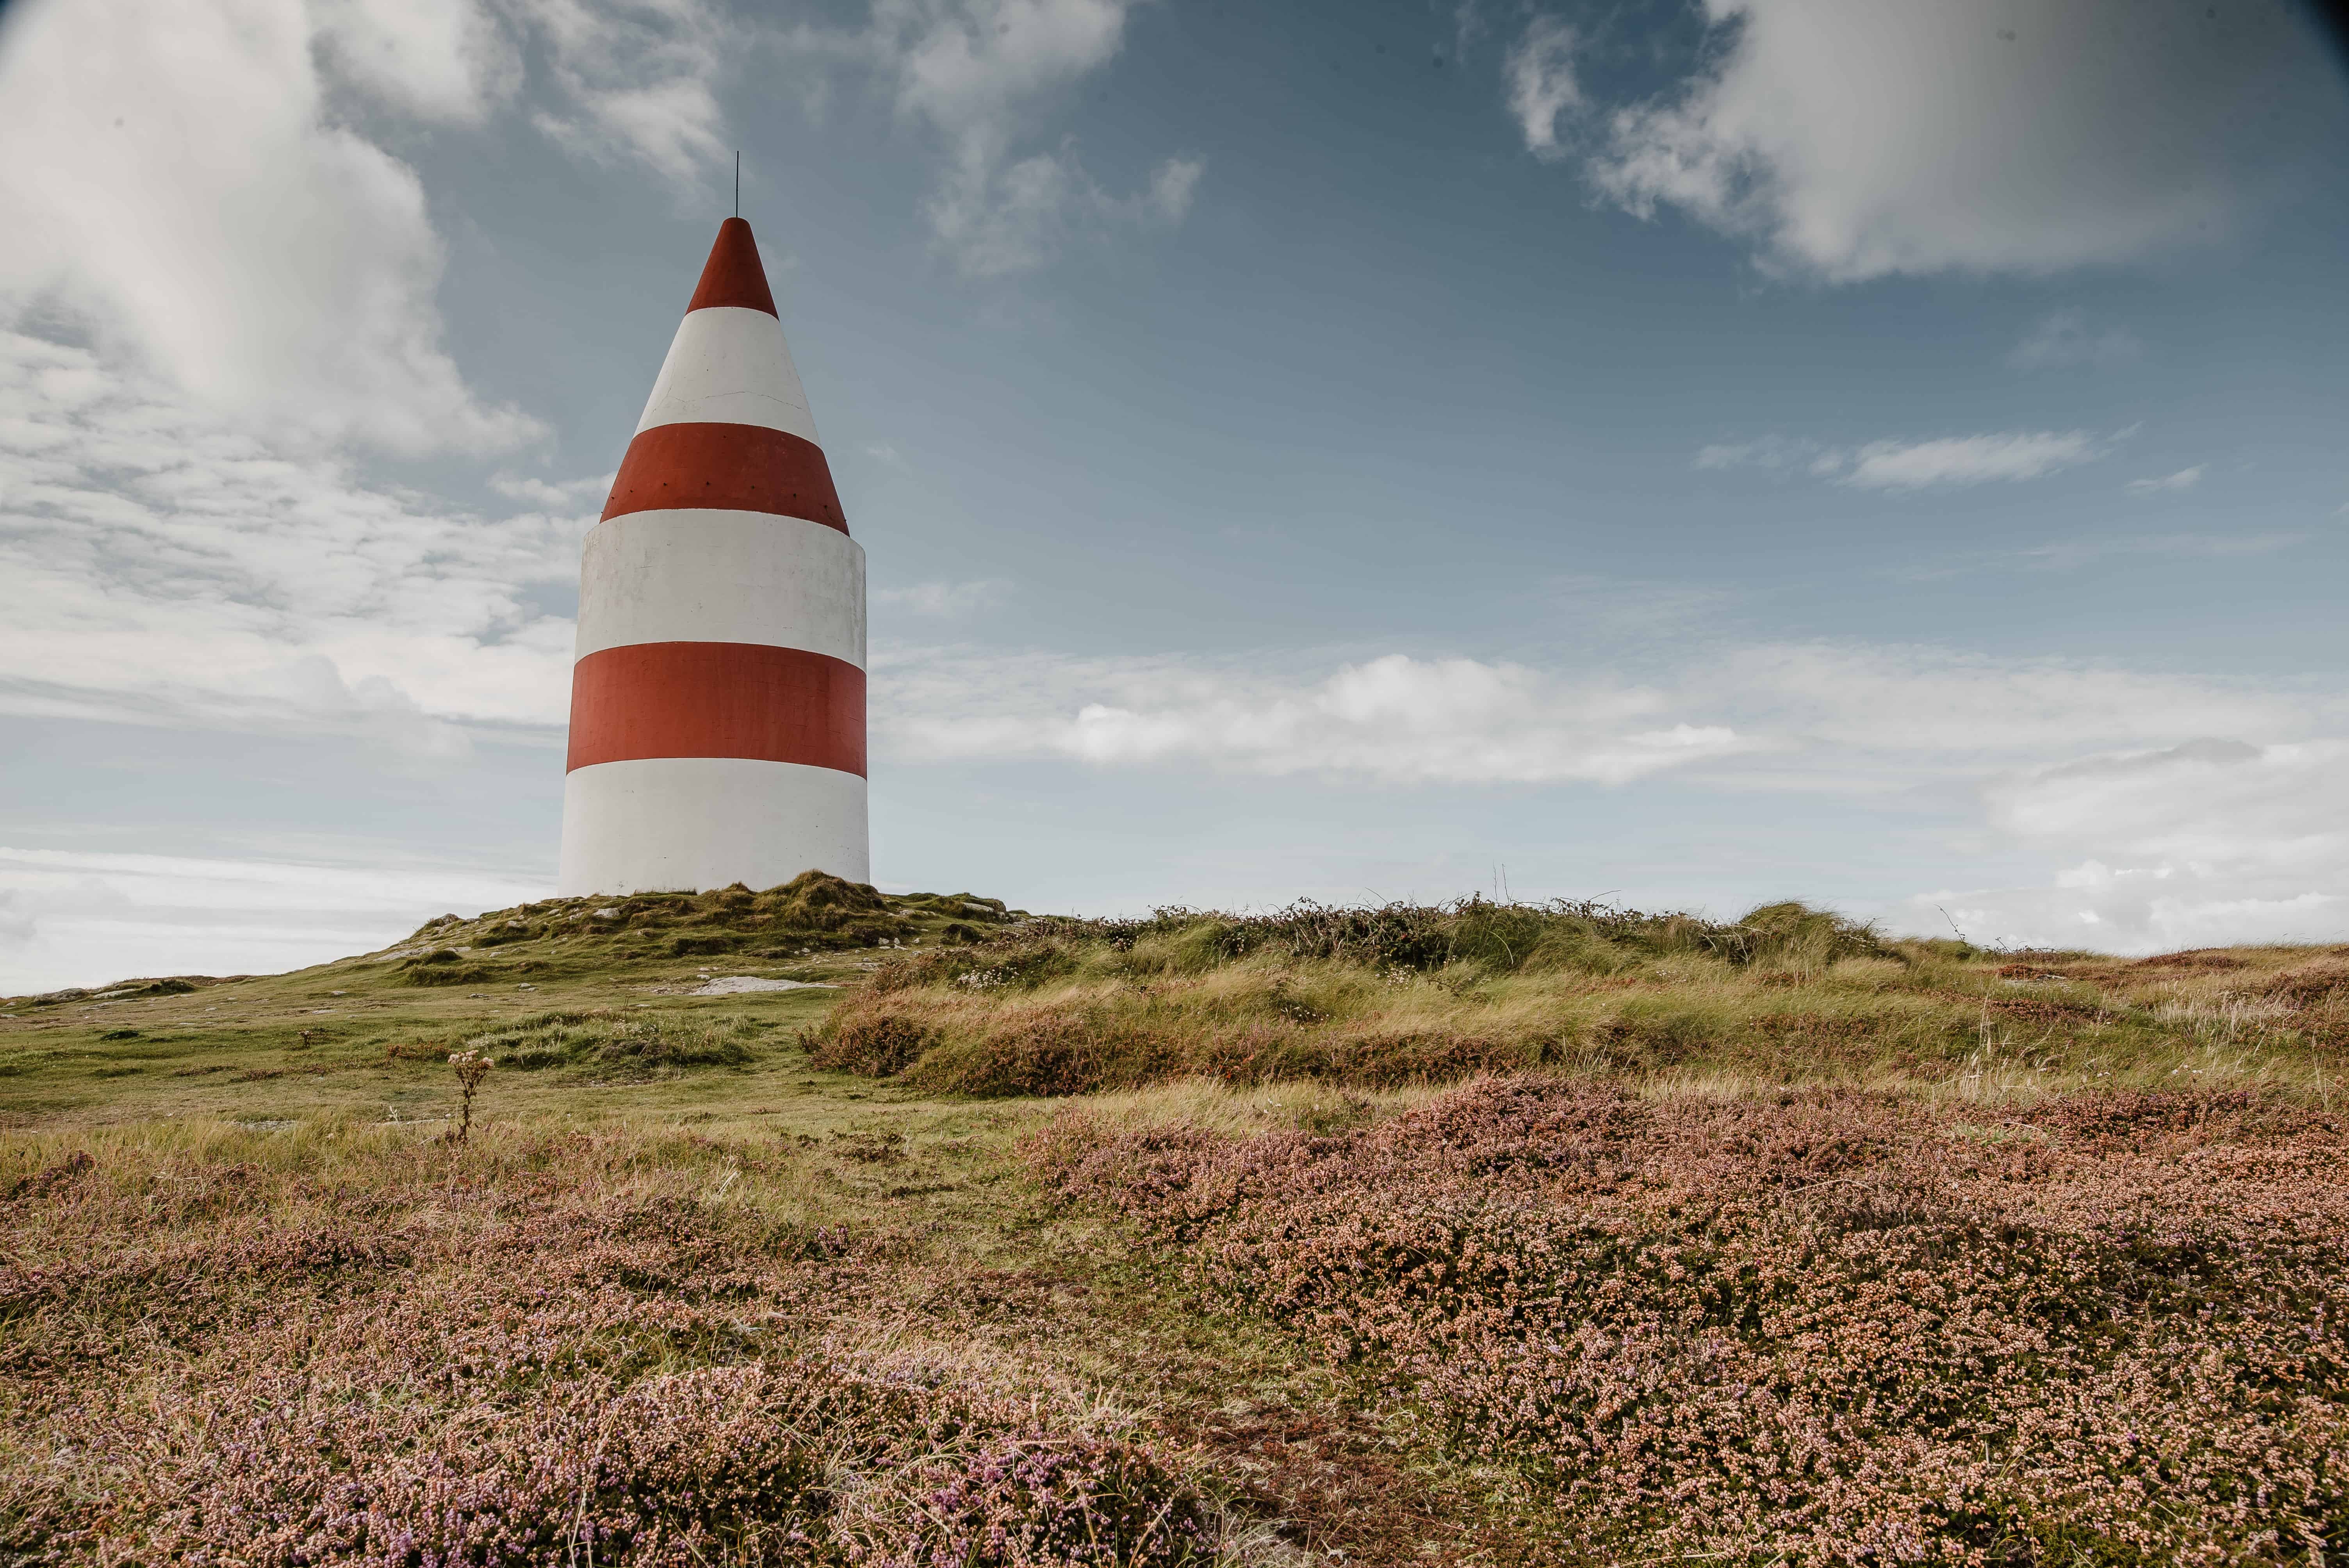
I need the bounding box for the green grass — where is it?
[0,871,1024,1133]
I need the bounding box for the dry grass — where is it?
[814,902,2349,1100]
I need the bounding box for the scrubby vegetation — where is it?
[813,897,2349,1098]
[376,872,1022,989]
[0,1125,1219,1565]
[9,887,2349,1564]
[1032,1080,2349,1562]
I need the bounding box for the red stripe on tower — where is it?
[567,642,866,775]
[603,423,847,530]
[557,216,870,896]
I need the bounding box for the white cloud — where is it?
[924,141,1204,278]
[1906,738,2349,952]
[1831,431,2105,491]
[2008,310,2145,371]
[514,0,734,183]
[857,0,1203,275]
[870,637,2349,952]
[1712,645,2307,762]
[313,0,518,124]
[488,470,617,508]
[0,891,34,951]
[0,846,549,994]
[1565,0,2327,280]
[874,579,1011,617]
[0,0,738,455]
[1146,156,1204,225]
[876,648,1752,784]
[874,639,2322,793]
[2124,465,2203,496]
[1700,429,2110,490]
[0,330,585,742]
[0,0,543,454]
[1504,16,1581,160]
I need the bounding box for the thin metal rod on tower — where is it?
[734,151,740,218]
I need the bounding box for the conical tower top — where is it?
[686,217,777,316]
[599,218,836,529]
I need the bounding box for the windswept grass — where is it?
[814,899,2349,1099]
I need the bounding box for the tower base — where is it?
[557,756,870,895]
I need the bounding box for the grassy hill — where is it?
[4,882,2345,1564]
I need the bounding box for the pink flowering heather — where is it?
[0,1133,1217,1566]
[1029,1079,2349,1564]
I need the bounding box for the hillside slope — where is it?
[4,889,2346,1564]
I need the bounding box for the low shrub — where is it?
[991,897,1891,978]
[401,964,499,987]
[901,1011,1171,1098]
[1029,1080,2349,1563]
[825,900,2347,1096]
[808,1007,934,1076]
[0,1131,1221,1565]
[668,933,738,957]
[2269,964,2349,1006]
[396,948,502,987]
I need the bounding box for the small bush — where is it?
[401,963,499,987]
[809,1008,934,1076]
[902,1013,1168,1098]
[2269,964,2349,1006]
[397,948,501,987]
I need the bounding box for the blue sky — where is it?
[2,0,2345,988]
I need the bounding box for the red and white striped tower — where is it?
[557,218,868,894]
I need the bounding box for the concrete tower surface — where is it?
[557,218,868,894]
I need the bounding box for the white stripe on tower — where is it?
[635,307,819,443]
[556,217,870,897]
[574,510,863,663]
